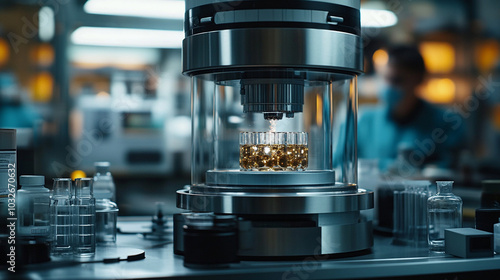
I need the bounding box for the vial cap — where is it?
[52,178,72,195]
[75,178,93,197]
[94,161,110,173]
[20,175,45,186]
[0,129,16,150]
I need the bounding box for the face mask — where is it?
[380,86,404,110]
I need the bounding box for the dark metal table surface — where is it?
[5,218,500,280]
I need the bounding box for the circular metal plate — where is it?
[176,188,374,214]
[206,170,336,186]
[190,183,356,195]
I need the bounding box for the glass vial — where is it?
[95,199,118,244]
[494,218,500,254]
[427,181,462,251]
[93,162,118,244]
[50,178,73,255]
[17,175,50,240]
[73,178,96,257]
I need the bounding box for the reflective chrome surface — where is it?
[177,188,373,214]
[238,220,373,256]
[182,28,363,75]
[241,81,305,119]
[185,0,361,10]
[206,170,336,186]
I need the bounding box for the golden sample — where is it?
[239,144,308,171]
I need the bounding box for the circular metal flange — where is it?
[182,28,363,75]
[176,188,374,214]
[190,183,356,195]
[206,170,336,186]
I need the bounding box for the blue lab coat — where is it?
[357,100,465,171]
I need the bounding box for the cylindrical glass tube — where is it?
[73,178,96,257]
[393,181,430,246]
[50,178,73,255]
[95,199,118,244]
[191,71,358,189]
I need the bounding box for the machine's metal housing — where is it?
[177,0,373,258]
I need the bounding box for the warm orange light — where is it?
[492,105,500,130]
[72,61,147,71]
[372,49,388,68]
[30,43,55,67]
[475,40,500,73]
[31,72,54,102]
[96,91,110,98]
[419,42,455,74]
[0,38,10,67]
[421,78,456,104]
[316,94,322,126]
[71,170,87,181]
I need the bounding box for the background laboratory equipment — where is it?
[17,175,50,240]
[176,0,373,257]
[0,129,16,204]
[480,180,500,208]
[50,178,73,255]
[428,181,463,251]
[93,162,119,244]
[143,202,168,240]
[73,178,96,257]
[0,129,16,240]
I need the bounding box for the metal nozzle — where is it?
[240,80,304,120]
[263,113,284,120]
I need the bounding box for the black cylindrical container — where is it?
[481,180,500,208]
[475,208,500,233]
[183,214,238,268]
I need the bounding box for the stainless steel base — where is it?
[176,187,374,257]
[238,214,373,257]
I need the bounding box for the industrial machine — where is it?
[176,0,373,258]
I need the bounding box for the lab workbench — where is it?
[5,218,500,280]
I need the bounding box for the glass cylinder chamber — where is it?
[190,71,358,192]
[177,0,373,258]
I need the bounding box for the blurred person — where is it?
[0,72,40,128]
[358,45,465,173]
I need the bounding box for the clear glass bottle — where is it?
[93,162,119,244]
[427,181,463,251]
[17,175,50,240]
[50,178,73,255]
[73,178,95,257]
[93,162,116,201]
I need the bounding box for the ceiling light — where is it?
[84,0,185,19]
[360,9,398,28]
[71,27,184,48]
